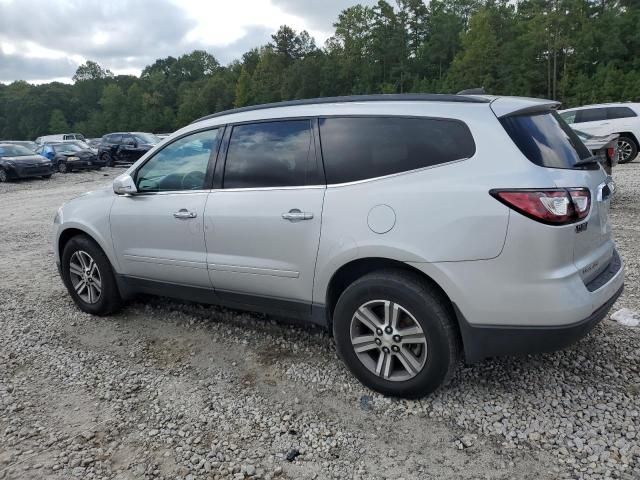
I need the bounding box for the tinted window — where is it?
[319,117,475,184]
[109,134,122,144]
[136,129,219,192]
[500,111,592,169]
[575,108,607,123]
[122,135,135,145]
[607,107,637,119]
[224,120,312,188]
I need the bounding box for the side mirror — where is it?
[113,174,137,195]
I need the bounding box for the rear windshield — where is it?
[500,111,591,169]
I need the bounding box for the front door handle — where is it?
[173,209,197,219]
[282,209,313,222]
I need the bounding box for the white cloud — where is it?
[0,0,378,83]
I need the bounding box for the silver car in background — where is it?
[53,94,624,398]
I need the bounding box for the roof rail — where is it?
[190,93,491,124]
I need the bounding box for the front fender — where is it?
[54,189,119,271]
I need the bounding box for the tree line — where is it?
[1,0,639,140]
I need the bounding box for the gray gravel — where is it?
[0,164,639,480]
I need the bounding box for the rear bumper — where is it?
[456,282,624,363]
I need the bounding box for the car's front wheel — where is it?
[617,136,638,163]
[61,235,122,315]
[0,168,8,183]
[101,153,113,167]
[333,270,460,398]
[58,162,68,173]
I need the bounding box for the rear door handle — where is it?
[282,209,313,221]
[173,209,197,219]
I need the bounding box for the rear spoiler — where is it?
[490,97,561,118]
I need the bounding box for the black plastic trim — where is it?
[455,284,623,363]
[191,94,490,124]
[114,275,327,326]
[585,250,622,292]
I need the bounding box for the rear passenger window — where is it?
[319,117,475,184]
[575,108,607,123]
[110,134,122,144]
[224,120,312,188]
[607,107,637,119]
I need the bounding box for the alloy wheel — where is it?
[0,169,6,182]
[617,139,634,162]
[350,300,428,382]
[69,250,102,304]
[58,162,67,173]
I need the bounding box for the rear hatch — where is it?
[497,106,614,286]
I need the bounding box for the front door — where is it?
[110,128,222,288]
[204,119,325,307]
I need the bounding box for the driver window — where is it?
[135,129,219,192]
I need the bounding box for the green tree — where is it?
[48,109,69,133]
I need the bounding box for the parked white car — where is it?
[35,133,86,145]
[559,103,640,163]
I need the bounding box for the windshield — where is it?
[68,140,91,149]
[500,111,592,169]
[54,143,82,153]
[134,133,160,144]
[0,145,35,156]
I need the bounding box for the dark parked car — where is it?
[0,143,55,182]
[98,132,160,166]
[36,142,104,173]
[1,140,38,152]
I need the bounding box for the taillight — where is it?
[607,147,615,161]
[490,188,591,225]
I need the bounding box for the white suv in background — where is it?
[559,103,640,163]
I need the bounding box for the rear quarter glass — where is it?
[500,111,593,169]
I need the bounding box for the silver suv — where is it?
[54,94,624,398]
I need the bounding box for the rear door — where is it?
[203,119,324,309]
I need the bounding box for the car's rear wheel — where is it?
[333,270,460,398]
[0,168,8,183]
[58,162,68,173]
[617,136,638,163]
[42,174,52,179]
[61,235,122,315]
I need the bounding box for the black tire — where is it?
[101,153,113,167]
[58,162,68,173]
[617,136,638,164]
[0,168,8,183]
[61,234,123,316]
[333,269,460,398]
[42,174,53,179]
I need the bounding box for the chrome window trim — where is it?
[129,189,212,197]
[214,184,326,193]
[325,157,472,188]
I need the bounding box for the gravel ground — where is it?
[0,164,639,480]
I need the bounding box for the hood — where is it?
[62,149,95,157]
[66,184,113,204]
[2,154,51,164]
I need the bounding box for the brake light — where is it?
[607,147,615,161]
[490,188,591,225]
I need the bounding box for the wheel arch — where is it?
[616,131,639,148]
[324,258,457,329]
[57,225,119,273]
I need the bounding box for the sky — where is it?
[0,0,377,84]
